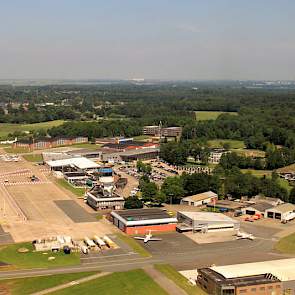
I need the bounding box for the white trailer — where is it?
[93,235,107,249]
[103,235,116,248]
[84,237,96,249]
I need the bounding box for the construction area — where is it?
[0,150,115,244]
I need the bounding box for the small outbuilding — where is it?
[241,201,274,217]
[180,191,218,207]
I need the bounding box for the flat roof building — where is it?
[101,148,160,163]
[86,186,124,211]
[198,268,281,295]
[46,157,99,171]
[111,209,177,234]
[207,200,246,212]
[177,211,240,233]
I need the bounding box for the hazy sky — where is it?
[1,0,295,80]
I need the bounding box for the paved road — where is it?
[143,266,187,295]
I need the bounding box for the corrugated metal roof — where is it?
[211,258,295,281]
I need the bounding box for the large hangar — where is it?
[111,209,178,235]
[177,211,240,233]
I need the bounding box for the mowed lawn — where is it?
[56,179,86,198]
[195,111,237,121]
[207,139,245,149]
[50,270,168,295]
[0,272,97,295]
[155,264,207,295]
[0,120,65,139]
[0,242,80,269]
[116,233,151,257]
[22,153,43,162]
[275,233,295,254]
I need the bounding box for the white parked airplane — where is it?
[236,231,255,240]
[134,230,162,243]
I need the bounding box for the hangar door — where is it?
[267,212,274,218]
[275,213,281,219]
[245,210,256,215]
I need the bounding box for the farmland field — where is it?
[0,120,65,139]
[195,111,237,121]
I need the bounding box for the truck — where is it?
[103,236,116,248]
[93,235,107,249]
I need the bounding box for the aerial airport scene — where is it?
[0,1,295,294]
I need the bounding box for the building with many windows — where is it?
[13,137,88,150]
[197,258,295,295]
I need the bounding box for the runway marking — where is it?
[0,181,51,186]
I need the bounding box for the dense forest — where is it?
[1,82,294,153]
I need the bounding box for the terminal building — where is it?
[176,211,240,233]
[86,186,125,210]
[46,157,99,172]
[110,209,178,234]
[197,258,295,295]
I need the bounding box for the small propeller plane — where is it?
[133,230,162,243]
[236,230,255,240]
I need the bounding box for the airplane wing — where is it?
[149,238,162,241]
[134,237,145,240]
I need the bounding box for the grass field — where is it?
[0,242,80,269]
[155,264,207,295]
[4,146,30,154]
[234,149,266,158]
[195,111,237,121]
[22,153,43,162]
[50,269,168,295]
[0,120,65,139]
[0,272,97,295]
[116,233,151,257]
[241,169,272,178]
[207,139,245,149]
[56,179,86,198]
[275,233,295,254]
